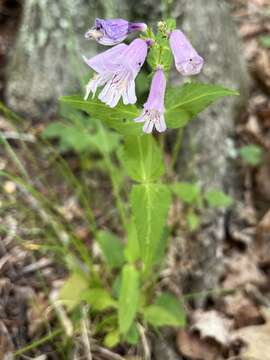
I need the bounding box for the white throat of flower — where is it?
[135,109,166,134]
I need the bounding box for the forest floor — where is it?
[1,0,270,359]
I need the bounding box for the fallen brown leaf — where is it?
[224,291,263,328]
[257,209,270,249]
[233,309,270,359]
[0,321,14,358]
[239,22,263,38]
[27,292,50,337]
[255,49,270,91]
[222,252,267,289]
[255,160,270,202]
[177,329,222,360]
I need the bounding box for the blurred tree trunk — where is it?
[168,0,250,295]
[0,0,22,100]
[129,0,250,298]
[6,1,249,357]
[5,0,129,120]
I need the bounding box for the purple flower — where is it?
[83,39,148,107]
[135,68,167,134]
[169,29,204,76]
[83,43,127,100]
[85,18,147,46]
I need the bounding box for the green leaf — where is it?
[205,189,233,208]
[112,274,122,299]
[95,314,117,334]
[259,35,270,48]
[165,18,176,32]
[144,306,178,327]
[118,265,140,334]
[136,71,151,96]
[82,288,117,311]
[147,45,160,71]
[239,144,262,166]
[147,42,172,72]
[152,225,169,267]
[58,273,88,311]
[124,323,140,345]
[90,129,120,154]
[60,96,141,135]
[97,231,125,269]
[119,135,164,183]
[42,122,67,138]
[124,221,140,263]
[131,184,171,273]
[144,292,186,328]
[172,182,201,204]
[165,83,239,128]
[60,128,95,152]
[156,293,186,323]
[104,330,120,348]
[160,46,173,72]
[43,120,120,154]
[143,26,156,42]
[187,211,200,232]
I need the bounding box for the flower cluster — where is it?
[83,18,204,134]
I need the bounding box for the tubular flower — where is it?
[85,18,147,46]
[169,29,204,76]
[83,39,148,108]
[83,43,127,100]
[135,68,167,134]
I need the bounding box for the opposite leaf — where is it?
[43,122,120,154]
[104,330,120,348]
[82,288,117,311]
[58,272,88,311]
[118,265,140,334]
[144,292,186,328]
[165,82,239,129]
[187,211,200,232]
[60,96,141,136]
[172,182,201,204]
[124,221,140,264]
[97,231,125,269]
[124,322,140,345]
[131,183,171,273]
[205,189,233,209]
[119,135,164,182]
[239,144,262,166]
[259,35,270,48]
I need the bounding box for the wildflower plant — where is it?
[60,17,238,348]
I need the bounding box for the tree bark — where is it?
[5,0,129,120]
[169,0,250,296]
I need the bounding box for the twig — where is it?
[13,328,62,356]
[0,254,12,270]
[81,305,92,360]
[138,323,151,360]
[92,345,126,360]
[2,216,17,246]
[49,290,73,337]
[0,131,35,143]
[21,258,53,275]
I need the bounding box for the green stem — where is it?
[13,328,62,357]
[183,287,236,300]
